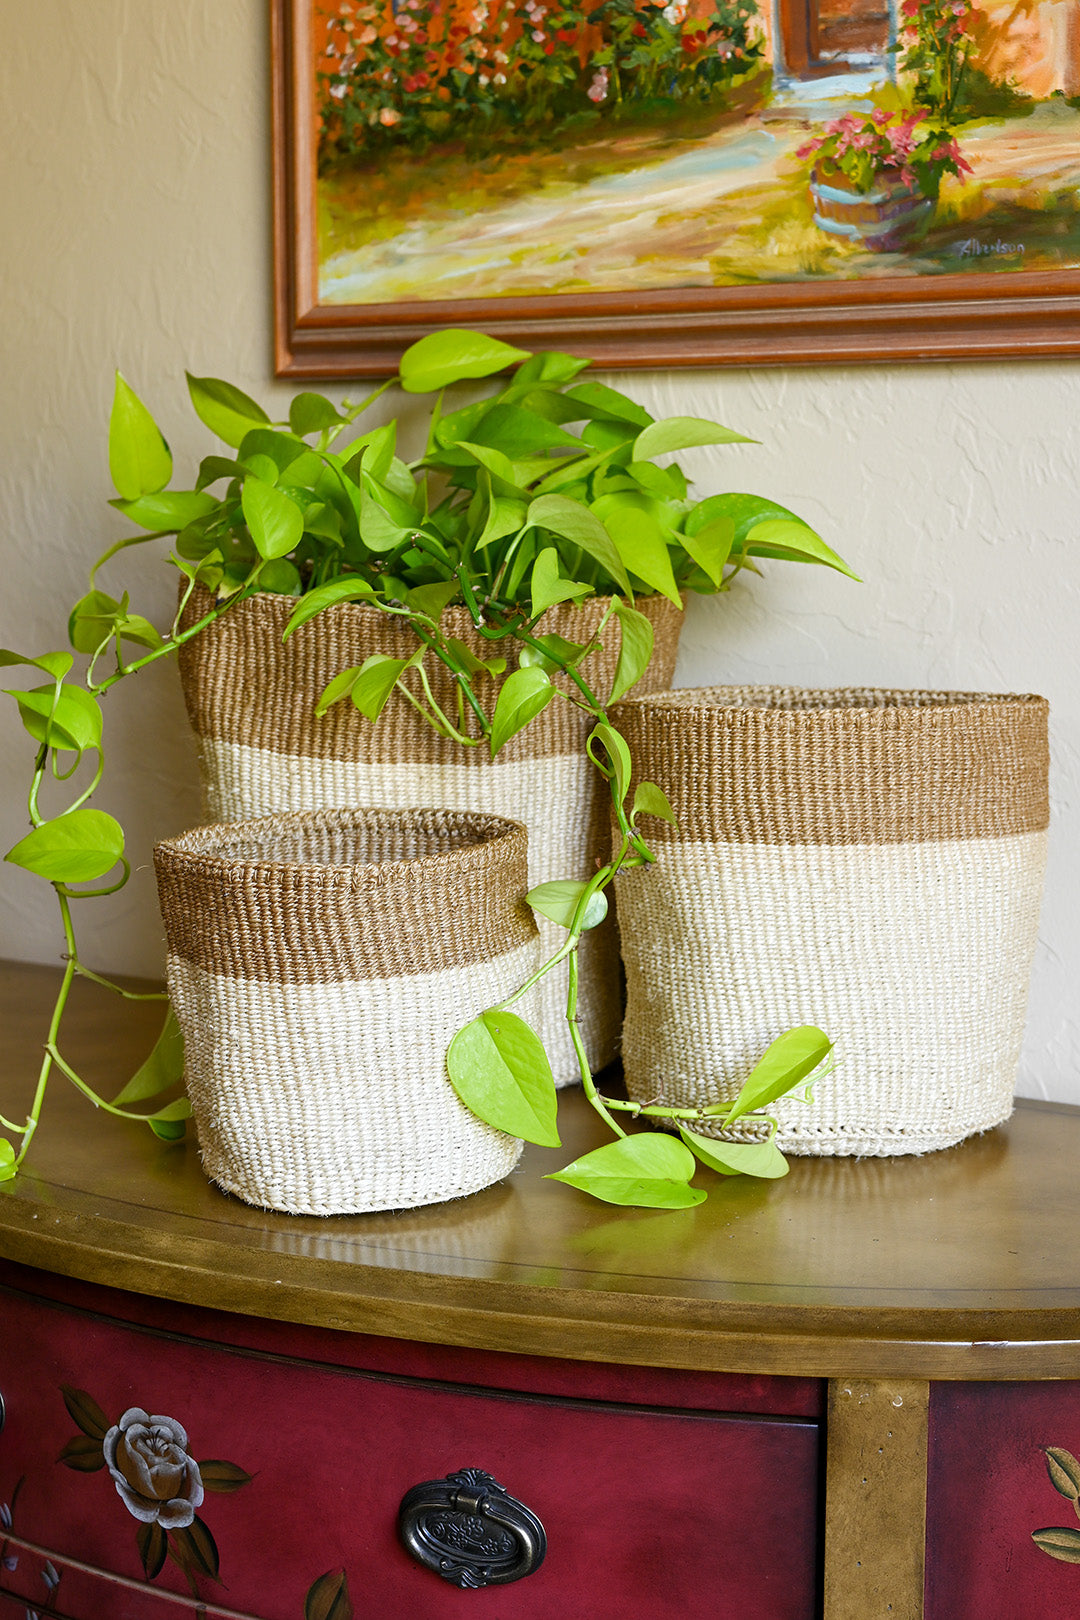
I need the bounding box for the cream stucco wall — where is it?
[1,3,1078,1100]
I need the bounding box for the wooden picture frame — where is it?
[272,0,1080,378]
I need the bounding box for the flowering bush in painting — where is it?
[318,0,763,157]
[798,106,972,201]
[896,0,977,121]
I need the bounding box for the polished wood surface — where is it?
[2,960,1079,1380]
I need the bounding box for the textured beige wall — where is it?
[2,3,1078,1097]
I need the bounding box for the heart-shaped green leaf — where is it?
[745,518,860,580]
[631,780,676,826]
[530,547,591,617]
[526,879,608,932]
[528,495,630,594]
[490,665,555,756]
[289,391,346,436]
[447,1010,559,1146]
[186,374,270,449]
[5,684,103,752]
[587,722,632,805]
[610,601,655,704]
[0,1139,15,1182]
[0,649,73,680]
[113,1006,184,1106]
[110,491,218,532]
[603,504,681,605]
[679,1128,789,1180]
[547,1133,705,1208]
[283,579,376,640]
[109,373,172,500]
[400,329,531,394]
[678,516,734,588]
[241,477,304,561]
[633,416,755,460]
[350,649,422,723]
[6,809,125,884]
[715,1026,833,1127]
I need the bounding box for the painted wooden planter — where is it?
[809,165,934,251]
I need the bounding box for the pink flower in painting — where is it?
[587,66,610,101]
[379,106,403,124]
[358,24,377,42]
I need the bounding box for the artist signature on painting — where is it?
[955,237,1025,258]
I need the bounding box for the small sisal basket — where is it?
[153,807,538,1214]
[613,687,1050,1157]
[177,587,683,1088]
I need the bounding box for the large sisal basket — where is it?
[177,587,683,1086]
[153,807,537,1214]
[613,687,1050,1157]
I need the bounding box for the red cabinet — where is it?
[0,1269,821,1620]
[926,1381,1080,1619]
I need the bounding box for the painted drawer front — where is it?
[0,1288,820,1620]
[926,1380,1080,1618]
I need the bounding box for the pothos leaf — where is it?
[0,1139,15,1182]
[546,1134,705,1209]
[526,879,608,932]
[530,547,590,617]
[399,329,531,393]
[715,1026,832,1128]
[489,666,555,756]
[631,780,677,826]
[283,578,376,639]
[447,1010,560,1146]
[609,601,655,704]
[587,722,632,806]
[679,1128,789,1180]
[350,649,423,724]
[109,373,172,500]
[112,1007,184,1106]
[5,809,125,884]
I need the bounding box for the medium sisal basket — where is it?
[153,807,537,1214]
[613,687,1050,1157]
[177,587,683,1087]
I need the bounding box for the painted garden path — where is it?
[318,99,1080,301]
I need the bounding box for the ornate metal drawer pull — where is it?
[398,1466,547,1588]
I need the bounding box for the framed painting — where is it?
[272,0,1080,375]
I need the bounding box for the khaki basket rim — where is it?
[616,685,1048,721]
[154,804,528,886]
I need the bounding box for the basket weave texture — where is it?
[154,806,537,1214]
[178,587,683,1087]
[612,686,1050,1157]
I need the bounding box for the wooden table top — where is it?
[1,959,1077,1381]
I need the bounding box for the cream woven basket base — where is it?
[197,739,616,1087]
[167,939,535,1215]
[617,831,1047,1157]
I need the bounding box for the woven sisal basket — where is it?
[177,587,683,1087]
[612,687,1050,1157]
[153,807,537,1214]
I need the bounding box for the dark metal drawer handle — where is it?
[398,1467,546,1588]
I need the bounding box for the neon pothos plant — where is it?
[1,329,853,1208]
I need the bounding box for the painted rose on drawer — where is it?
[57,1384,251,1597]
[103,1408,204,1530]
